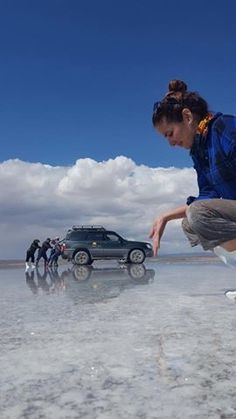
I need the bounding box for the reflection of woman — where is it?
[150,80,236,264]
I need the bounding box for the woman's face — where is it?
[156,109,198,150]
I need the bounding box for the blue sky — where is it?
[1,0,236,168]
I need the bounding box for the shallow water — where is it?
[1,258,236,419]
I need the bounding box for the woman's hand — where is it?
[149,216,167,256]
[149,205,187,256]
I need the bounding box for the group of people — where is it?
[25,237,63,270]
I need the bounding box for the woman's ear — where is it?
[182,108,193,125]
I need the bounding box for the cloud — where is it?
[0,157,199,258]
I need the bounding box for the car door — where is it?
[87,231,105,258]
[102,232,124,258]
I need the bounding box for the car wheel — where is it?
[73,250,91,265]
[128,249,145,264]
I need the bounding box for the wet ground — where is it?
[1,257,236,419]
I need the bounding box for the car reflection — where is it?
[25,264,156,302]
[66,264,156,304]
[72,263,154,282]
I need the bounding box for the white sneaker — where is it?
[25,262,30,270]
[31,264,36,269]
[225,290,236,301]
[213,246,236,268]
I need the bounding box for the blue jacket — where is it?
[187,113,236,205]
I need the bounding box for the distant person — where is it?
[150,79,236,266]
[36,238,52,267]
[25,239,41,270]
[48,237,60,266]
[48,238,57,264]
[48,238,62,268]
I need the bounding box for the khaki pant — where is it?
[182,199,236,250]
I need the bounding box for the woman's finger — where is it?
[152,234,160,256]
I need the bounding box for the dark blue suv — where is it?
[62,225,153,265]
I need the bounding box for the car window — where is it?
[105,233,120,242]
[87,232,104,241]
[67,231,88,241]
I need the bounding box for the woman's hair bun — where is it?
[168,80,187,94]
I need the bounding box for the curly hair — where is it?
[152,80,209,126]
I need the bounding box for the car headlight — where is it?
[145,243,152,249]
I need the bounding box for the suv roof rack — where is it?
[71,225,106,231]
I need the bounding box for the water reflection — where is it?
[225,290,236,302]
[25,264,155,302]
[72,264,154,282]
[25,267,69,295]
[67,264,155,304]
[25,270,38,295]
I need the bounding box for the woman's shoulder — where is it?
[211,114,236,153]
[211,113,236,135]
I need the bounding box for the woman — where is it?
[150,80,236,265]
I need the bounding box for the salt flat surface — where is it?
[1,258,236,419]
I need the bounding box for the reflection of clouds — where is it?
[0,157,198,258]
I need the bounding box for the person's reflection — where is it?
[25,270,38,295]
[35,267,50,294]
[47,266,69,293]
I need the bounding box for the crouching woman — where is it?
[150,80,236,264]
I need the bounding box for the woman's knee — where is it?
[186,201,208,230]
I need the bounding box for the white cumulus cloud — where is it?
[0,156,199,258]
